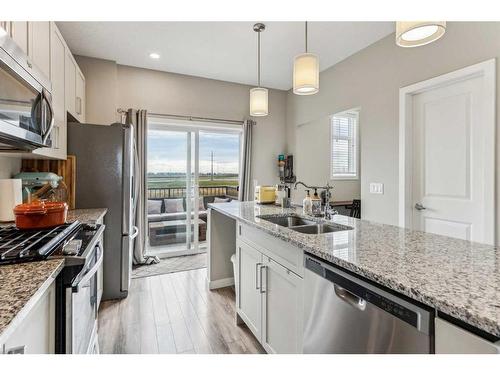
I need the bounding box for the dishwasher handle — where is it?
[334,285,366,311]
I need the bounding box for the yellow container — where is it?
[254,185,277,204]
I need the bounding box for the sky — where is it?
[147,130,240,174]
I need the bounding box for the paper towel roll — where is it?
[0,179,22,222]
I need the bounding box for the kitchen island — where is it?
[207,201,500,353]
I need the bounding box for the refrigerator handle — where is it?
[130,226,139,239]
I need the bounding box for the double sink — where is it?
[257,214,353,235]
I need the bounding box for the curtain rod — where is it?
[118,108,245,126]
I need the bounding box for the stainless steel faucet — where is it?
[294,181,337,219]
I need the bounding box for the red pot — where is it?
[13,201,68,230]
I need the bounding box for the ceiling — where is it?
[57,22,394,90]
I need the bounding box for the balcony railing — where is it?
[148,185,239,199]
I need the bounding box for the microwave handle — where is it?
[71,245,103,293]
[41,89,54,145]
[30,92,42,131]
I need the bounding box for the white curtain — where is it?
[238,119,255,201]
[126,109,159,265]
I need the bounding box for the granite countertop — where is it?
[0,208,106,341]
[67,208,107,224]
[209,201,500,337]
[0,259,64,341]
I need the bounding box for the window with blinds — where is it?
[331,111,358,179]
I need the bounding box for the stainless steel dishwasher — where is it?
[303,255,433,353]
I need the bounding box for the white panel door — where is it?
[412,75,492,243]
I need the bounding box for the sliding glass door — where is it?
[146,119,241,258]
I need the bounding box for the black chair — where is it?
[349,199,361,219]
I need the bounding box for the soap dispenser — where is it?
[303,190,312,215]
[311,189,322,216]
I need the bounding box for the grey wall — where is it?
[77,57,287,187]
[116,65,287,186]
[286,22,500,226]
[294,114,361,202]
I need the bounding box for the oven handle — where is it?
[71,244,103,293]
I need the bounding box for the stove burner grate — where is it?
[0,221,81,264]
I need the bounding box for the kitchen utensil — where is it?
[13,200,68,229]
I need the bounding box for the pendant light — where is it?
[396,21,446,47]
[293,21,319,95]
[249,23,268,117]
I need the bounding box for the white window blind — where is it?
[331,112,358,179]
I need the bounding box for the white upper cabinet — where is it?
[29,22,50,79]
[34,23,67,159]
[0,21,85,160]
[65,51,77,117]
[10,21,29,55]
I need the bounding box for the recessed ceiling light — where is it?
[149,53,160,59]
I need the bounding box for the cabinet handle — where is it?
[76,97,82,115]
[6,345,26,354]
[255,262,262,290]
[259,265,267,294]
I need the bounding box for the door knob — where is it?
[415,203,426,211]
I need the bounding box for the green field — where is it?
[148,176,239,189]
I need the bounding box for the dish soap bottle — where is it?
[303,190,312,215]
[311,189,322,216]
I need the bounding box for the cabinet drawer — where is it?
[237,222,304,277]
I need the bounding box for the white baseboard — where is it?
[208,277,234,290]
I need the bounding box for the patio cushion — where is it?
[214,197,231,203]
[192,197,205,211]
[147,199,162,214]
[164,198,184,213]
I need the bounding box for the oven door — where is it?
[66,244,103,354]
[0,32,53,150]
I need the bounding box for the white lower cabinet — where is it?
[237,241,263,339]
[1,281,55,354]
[262,256,303,354]
[435,318,500,354]
[236,236,304,354]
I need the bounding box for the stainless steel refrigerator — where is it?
[68,121,138,300]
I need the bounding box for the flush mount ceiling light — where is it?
[396,21,446,47]
[249,23,268,117]
[149,52,160,59]
[293,21,319,96]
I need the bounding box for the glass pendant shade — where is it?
[249,87,268,116]
[293,53,319,95]
[396,21,446,47]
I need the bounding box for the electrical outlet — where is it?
[369,183,384,194]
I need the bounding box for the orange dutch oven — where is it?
[13,201,68,230]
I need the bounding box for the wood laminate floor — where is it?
[98,268,265,354]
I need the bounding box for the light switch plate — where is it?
[369,183,384,194]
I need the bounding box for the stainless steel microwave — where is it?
[0,28,54,151]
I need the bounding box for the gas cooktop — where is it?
[0,221,94,265]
